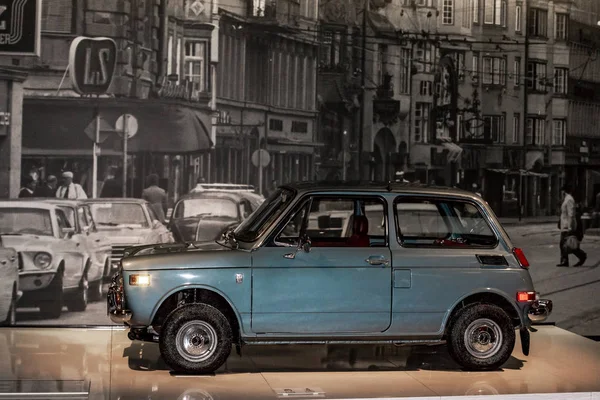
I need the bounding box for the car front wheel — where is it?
[447,304,516,371]
[159,303,232,374]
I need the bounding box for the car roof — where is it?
[282,181,477,198]
[178,191,248,202]
[84,198,148,204]
[0,200,56,210]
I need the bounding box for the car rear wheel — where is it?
[159,304,232,374]
[67,272,89,312]
[40,272,63,319]
[89,278,104,302]
[447,304,515,371]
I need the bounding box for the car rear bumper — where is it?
[527,299,553,323]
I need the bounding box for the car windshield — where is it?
[174,198,238,219]
[89,203,149,228]
[0,208,54,236]
[234,188,295,242]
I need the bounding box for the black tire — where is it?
[159,303,232,374]
[1,288,16,326]
[89,279,104,302]
[67,268,89,312]
[447,304,516,371]
[40,272,64,319]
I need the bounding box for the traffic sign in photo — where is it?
[0,0,41,56]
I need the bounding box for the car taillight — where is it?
[513,247,530,269]
[517,291,536,302]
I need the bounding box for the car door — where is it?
[251,194,392,335]
[54,208,85,289]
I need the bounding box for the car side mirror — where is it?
[283,235,311,259]
[62,227,75,238]
[300,235,312,253]
[152,219,163,229]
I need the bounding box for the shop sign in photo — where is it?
[0,0,41,56]
[68,36,117,96]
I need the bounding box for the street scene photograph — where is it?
[0,0,599,399]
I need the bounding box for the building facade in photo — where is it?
[0,0,215,203]
[567,1,600,207]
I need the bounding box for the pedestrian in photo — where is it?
[142,173,168,223]
[34,175,58,197]
[100,167,122,198]
[190,176,206,193]
[56,171,88,199]
[18,175,37,198]
[557,184,587,267]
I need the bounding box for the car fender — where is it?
[149,283,244,332]
[441,287,524,332]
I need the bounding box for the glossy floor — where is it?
[0,326,598,400]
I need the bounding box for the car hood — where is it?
[120,241,250,271]
[0,234,56,251]
[171,217,238,243]
[97,228,154,245]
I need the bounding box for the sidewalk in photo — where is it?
[499,216,558,226]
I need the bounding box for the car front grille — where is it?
[111,245,133,264]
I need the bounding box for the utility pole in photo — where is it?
[520,0,530,222]
[359,0,369,181]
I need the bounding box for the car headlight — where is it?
[129,274,151,287]
[33,252,53,269]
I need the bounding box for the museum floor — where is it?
[0,325,598,400]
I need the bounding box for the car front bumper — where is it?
[107,271,132,324]
[527,299,553,323]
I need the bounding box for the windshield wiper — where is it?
[98,222,119,226]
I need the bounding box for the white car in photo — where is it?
[0,201,95,319]
[0,237,20,326]
[86,199,174,278]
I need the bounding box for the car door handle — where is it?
[365,255,389,266]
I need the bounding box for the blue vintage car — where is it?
[108,181,552,373]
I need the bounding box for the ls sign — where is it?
[69,36,117,95]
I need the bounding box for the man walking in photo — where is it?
[557,184,587,267]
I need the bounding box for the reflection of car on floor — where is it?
[0,237,20,326]
[109,182,553,374]
[169,191,263,243]
[0,201,95,318]
[85,198,174,280]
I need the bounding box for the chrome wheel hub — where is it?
[464,318,503,359]
[176,321,218,363]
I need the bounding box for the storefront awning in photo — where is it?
[22,98,213,155]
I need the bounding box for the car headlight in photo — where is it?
[33,252,53,269]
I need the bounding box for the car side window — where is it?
[395,198,497,248]
[83,206,98,232]
[55,209,70,237]
[274,196,387,248]
[77,207,88,231]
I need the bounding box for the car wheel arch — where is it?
[150,285,242,343]
[443,290,522,336]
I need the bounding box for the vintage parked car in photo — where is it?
[0,201,95,318]
[40,200,112,302]
[169,191,263,243]
[86,198,174,279]
[108,182,552,374]
[0,237,20,326]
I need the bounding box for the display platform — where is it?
[0,325,598,400]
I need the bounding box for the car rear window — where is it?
[394,198,498,248]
